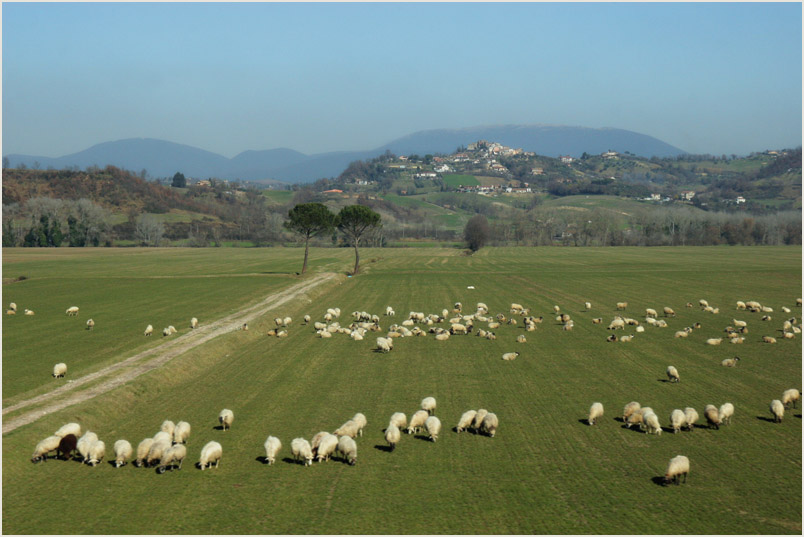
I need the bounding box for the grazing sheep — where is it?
[336,436,357,465]
[87,440,106,467]
[76,432,99,463]
[31,435,62,463]
[352,413,367,437]
[592,318,603,324]
[480,413,499,437]
[706,338,722,346]
[52,363,67,378]
[663,455,690,486]
[315,433,339,462]
[718,403,734,425]
[502,352,520,361]
[407,410,430,434]
[157,444,187,473]
[606,335,618,342]
[666,366,680,383]
[797,298,802,307]
[114,440,133,468]
[310,431,329,457]
[762,336,777,344]
[421,397,437,415]
[733,319,747,328]
[626,407,652,430]
[199,441,223,470]
[9,302,17,312]
[161,420,176,439]
[642,411,662,435]
[762,315,772,322]
[54,422,82,438]
[218,409,234,431]
[553,305,561,313]
[162,327,171,337]
[24,309,35,315]
[670,409,687,434]
[770,399,785,423]
[515,334,527,343]
[684,407,699,431]
[282,316,292,327]
[782,389,800,409]
[389,412,407,430]
[585,302,592,310]
[264,436,282,465]
[721,357,740,367]
[66,306,79,316]
[608,318,625,330]
[622,401,641,422]
[619,334,633,342]
[588,402,604,426]
[674,330,689,338]
[6,309,16,315]
[173,421,191,444]
[456,410,478,433]
[385,424,401,451]
[190,317,198,329]
[730,337,745,344]
[146,438,172,468]
[135,438,155,467]
[376,337,393,352]
[57,434,78,460]
[434,332,450,341]
[425,416,442,442]
[663,307,676,317]
[645,308,658,318]
[86,319,95,330]
[704,404,721,429]
[144,324,154,336]
[616,302,628,310]
[302,314,311,324]
[736,301,747,310]
[762,306,774,313]
[334,420,360,439]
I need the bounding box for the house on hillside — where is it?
[735,196,746,204]
[531,167,544,175]
[602,150,619,159]
[680,190,695,201]
[559,155,574,164]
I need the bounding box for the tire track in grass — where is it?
[2,272,337,434]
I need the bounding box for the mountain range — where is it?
[4,124,687,183]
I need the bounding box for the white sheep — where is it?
[704,404,721,429]
[670,409,687,434]
[264,436,282,465]
[389,412,407,430]
[87,440,106,467]
[425,416,442,442]
[146,438,172,468]
[135,438,155,467]
[473,409,489,431]
[218,409,234,431]
[718,403,734,425]
[190,317,198,329]
[684,407,699,431]
[674,330,688,338]
[113,440,133,468]
[456,410,478,433]
[706,338,722,346]
[584,302,592,310]
[376,337,393,352]
[642,411,662,435]
[588,402,604,426]
[645,308,658,318]
[663,307,676,317]
[333,420,360,439]
[31,435,62,463]
[86,319,95,330]
[144,324,153,336]
[762,336,777,344]
[352,413,367,437]
[421,397,437,415]
[77,431,99,463]
[161,420,176,439]
[66,306,79,316]
[385,424,401,451]
[663,455,690,485]
[9,302,17,312]
[721,357,740,367]
[52,363,67,378]
[24,309,35,315]
[54,422,82,438]
[608,318,625,330]
[157,444,187,473]
[434,332,450,341]
[336,436,357,465]
[407,410,429,434]
[481,412,499,437]
[782,389,800,408]
[162,327,171,337]
[770,399,785,422]
[502,352,520,361]
[173,421,191,444]
[622,402,641,423]
[315,433,339,462]
[516,334,527,343]
[199,441,223,470]
[666,366,680,383]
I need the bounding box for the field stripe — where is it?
[1,271,336,433]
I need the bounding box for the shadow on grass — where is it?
[577,418,592,426]
[756,416,779,423]
[374,445,393,453]
[414,435,434,442]
[657,379,671,383]
[282,457,305,466]
[651,476,667,487]
[255,456,268,464]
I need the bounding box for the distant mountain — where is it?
[4,125,687,183]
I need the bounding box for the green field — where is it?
[2,246,801,534]
[442,174,479,187]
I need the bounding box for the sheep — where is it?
[218,409,234,431]
[706,338,722,346]
[162,327,171,337]
[663,455,690,486]
[456,410,478,433]
[376,337,393,352]
[263,436,282,465]
[421,397,437,415]
[135,438,155,467]
[626,409,645,429]
[704,404,721,429]
[736,301,747,310]
[721,357,740,367]
[588,402,604,426]
[6,309,15,315]
[66,306,79,316]
[663,307,676,317]
[52,363,67,378]
[684,407,699,431]
[334,420,360,439]
[190,317,198,329]
[622,402,641,423]
[718,403,735,425]
[782,389,800,409]
[87,440,106,467]
[645,308,658,318]
[161,420,176,439]
[770,399,785,423]
[24,309,35,315]
[762,306,774,313]
[502,352,520,361]
[352,413,367,437]
[670,409,687,434]
[553,305,561,313]
[9,302,17,312]
[762,315,772,322]
[302,314,311,325]
[336,436,357,465]
[516,334,527,343]
[199,441,223,470]
[591,318,603,325]
[315,433,339,462]
[616,302,628,310]
[31,435,62,463]
[76,431,99,463]
[276,330,288,338]
[318,330,332,338]
[480,412,499,437]
[585,301,592,310]
[144,324,153,336]
[425,416,442,442]
[453,302,462,313]
[666,366,680,383]
[57,434,78,460]
[762,336,777,344]
[146,438,172,468]
[450,323,468,335]
[113,440,133,468]
[642,411,662,435]
[282,316,292,327]
[733,319,747,328]
[241,323,249,331]
[434,332,450,341]
[385,423,401,451]
[157,444,187,473]
[730,337,745,344]
[606,335,618,342]
[607,318,625,330]
[798,298,803,307]
[674,330,689,338]
[173,421,191,444]
[407,410,429,434]
[54,422,82,438]
[85,318,95,331]
[619,334,633,342]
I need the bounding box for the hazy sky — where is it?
[3,2,801,158]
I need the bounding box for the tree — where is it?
[171,172,187,188]
[284,203,337,274]
[337,205,381,275]
[464,214,490,252]
[135,214,165,246]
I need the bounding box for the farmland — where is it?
[2,246,801,534]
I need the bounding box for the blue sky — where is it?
[3,2,801,157]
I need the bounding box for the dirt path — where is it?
[2,272,337,434]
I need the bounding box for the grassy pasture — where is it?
[442,174,479,187]
[2,246,801,534]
